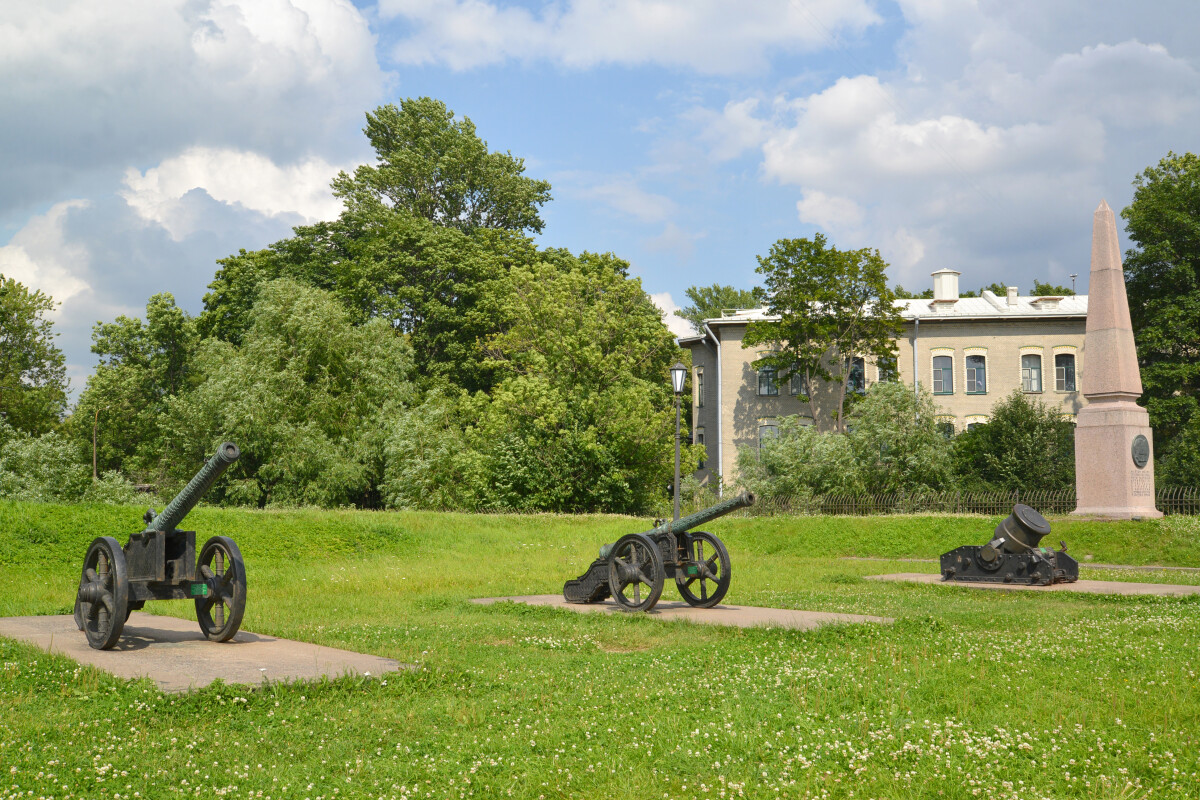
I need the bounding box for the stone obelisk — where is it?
[1073,200,1162,519]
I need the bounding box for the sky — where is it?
[3,0,1199,398]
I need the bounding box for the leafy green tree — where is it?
[331,97,552,234]
[893,285,933,299]
[0,275,67,435]
[952,391,1075,492]
[162,279,416,508]
[846,382,955,493]
[473,253,690,512]
[675,284,764,333]
[744,234,902,432]
[735,416,863,498]
[71,294,199,480]
[1121,151,1200,464]
[1032,279,1074,296]
[195,248,284,345]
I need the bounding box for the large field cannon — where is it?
[564,491,755,612]
[940,504,1078,586]
[74,442,246,650]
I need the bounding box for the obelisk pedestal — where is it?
[1073,200,1162,519]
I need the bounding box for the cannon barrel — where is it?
[645,490,756,536]
[145,442,240,533]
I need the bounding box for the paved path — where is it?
[0,612,409,693]
[843,556,1200,573]
[473,595,892,629]
[865,572,1200,596]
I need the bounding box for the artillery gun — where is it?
[564,491,755,612]
[73,442,246,650]
[940,503,1079,586]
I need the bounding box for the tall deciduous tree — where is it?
[163,279,415,508]
[71,293,198,480]
[0,275,67,435]
[951,391,1075,492]
[331,97,552,234]
[1121,151,1200,470]
[744,235,902,432]
[675,284,765,333]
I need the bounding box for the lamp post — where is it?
[670,362,687,522]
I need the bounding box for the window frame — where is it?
[932,354,954,395]
[1054,353,1076,392]
[965,354,987,394]
[846,356,866,395]
[1021,353,1043,393]
[757,366,778,396]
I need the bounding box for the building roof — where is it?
[680,291,1088,335]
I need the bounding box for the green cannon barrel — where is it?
[646,490,756,536]
[599,491,755,558]
[145,442,241,533]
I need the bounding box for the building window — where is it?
[1022,354,1042,392]
[932,355,953,394]
[695,428,705,470]
[1055,353,1076,391]
[757,366,778,396]
[695,367,704,407]
[846,357,866,394]
[966,415,988,431]
[757,421,778,452]
[877,361,896,383]
[789,369,809,397]
[937,420,956,439]
[966,354,986,394]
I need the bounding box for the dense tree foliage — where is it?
[736,383,953,498]
[1121,151,1200,477]
[0,275,68,435]
[162,280,415,508]
[331,98,552,234]
[745,235,902,432]
[71,294,198,480]
[951,391,1075,492]
[1032,279,1074,296]
[675,284,764,333]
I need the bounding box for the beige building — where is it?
[679,269,1088,488]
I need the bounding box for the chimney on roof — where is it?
[931,269,960,301]
[1006,286,1019,306]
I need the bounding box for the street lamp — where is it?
[670,362,687,522]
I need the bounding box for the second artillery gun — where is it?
[940,503,1079,586]
[564,491,755,612]
[74,442,247,650]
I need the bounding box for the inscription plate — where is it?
[1131,471,1154,498]
[1131,435,1150,469]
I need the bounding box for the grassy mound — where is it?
[2,501,1198,799]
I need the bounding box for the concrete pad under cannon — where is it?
[473,595,892,629]
[865,573,1200,597]
[0,612,410,693]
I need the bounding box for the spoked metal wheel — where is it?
[74,537,129,650]
[676,531,731,608]
[607,533,664,612]
[195,536,247,642]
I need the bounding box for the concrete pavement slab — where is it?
[866,572,1200,596]
[0,612,410,693]
[473,595,892,629]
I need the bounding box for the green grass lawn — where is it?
[2,501,1199,799]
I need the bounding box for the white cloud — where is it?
[686,98,770,162]
[0,0,382,217]
[583,178,677,223]
[380,0,881,73]
[0,201,92,310]
[643,222,704,263]
[121,148,346,240]
[795,190,864,235]
[649,291,694,338]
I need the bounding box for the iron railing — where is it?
[663,487,1200,519]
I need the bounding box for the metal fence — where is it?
[664,486,1200,518]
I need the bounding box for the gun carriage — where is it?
[940,503,1079,586]
[564,491,755,612]
[73,442,246,650]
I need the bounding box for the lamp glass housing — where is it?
[670,362,687,395]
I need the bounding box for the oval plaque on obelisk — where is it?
[1131,435,1149,469]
